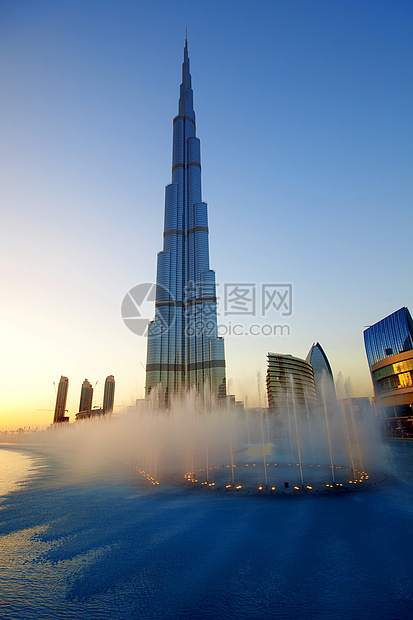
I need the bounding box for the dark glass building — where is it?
[103,375,115,414]
[53,375,69,423]
[266,353,317,411]
[78,379,93,414]
[364,307,413,432]
[364,307,413,367]
[145,40,226,405]
[306,342,336,403]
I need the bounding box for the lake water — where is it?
[1,439,413,619]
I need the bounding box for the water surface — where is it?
[0,439,412,619]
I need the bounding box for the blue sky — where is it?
[1,0,412,425]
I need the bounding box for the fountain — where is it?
[19,377,385,496]
[117,380,387,496]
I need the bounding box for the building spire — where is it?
[180,35,194,120]
[145,41,226,404]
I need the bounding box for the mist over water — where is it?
[1,395,413,619]
[8,386,383,491]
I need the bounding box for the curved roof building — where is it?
[306,342,336,403]
[266,353,317,411]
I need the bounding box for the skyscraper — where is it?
[103,375,115,414]
[145,40,226,405]
[53,375,69,423]
[79,379,93,414]
[306,342,336,403]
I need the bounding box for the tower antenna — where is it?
[185,27,187,44]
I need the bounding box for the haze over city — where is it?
[1,0,412,427]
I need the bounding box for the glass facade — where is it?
[53,375,69,423]
[305,342,336,403]
[79,379,93,413]
[146,41,226,404]
[363,307,413,368]
[266,353,317,411]
[103,375,115,414]
[364,308,413,427]
[371,353,413,394]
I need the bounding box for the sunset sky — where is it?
[1,0,412,427]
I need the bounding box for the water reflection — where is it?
[0,447,35,497]
[0,440,412,619]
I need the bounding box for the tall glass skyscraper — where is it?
[79,379,93,414]
[53,375,69,423]
[103,375,115,414]
[145,40,226,405]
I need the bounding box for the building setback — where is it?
[145,40,226,405]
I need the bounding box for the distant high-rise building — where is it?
[103,375,115,414]
[53,376,69,423]
[145,39,226,406]
[266,353,317,411]
[79,379,93,414]
[364,307,413,432]
[306,342,336,403]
